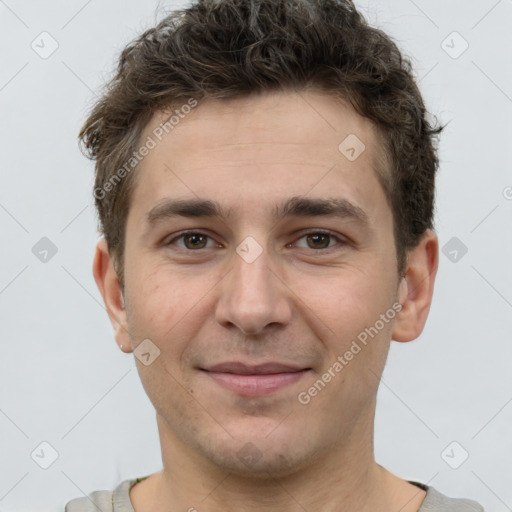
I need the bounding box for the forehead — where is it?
[128,89,390,227]
[143,90,381,160]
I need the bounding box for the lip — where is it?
[200,362,311,396]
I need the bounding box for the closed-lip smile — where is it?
[200,361,311,396]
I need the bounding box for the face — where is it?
[111,90,406,476]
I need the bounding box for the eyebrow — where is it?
[145,196,370,230]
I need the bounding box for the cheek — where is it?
[294,266,395,365]
[125,262,214,358]
[290,266,379,327]
[128,260,179,317]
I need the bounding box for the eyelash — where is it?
[164,229,347,253]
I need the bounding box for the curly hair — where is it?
[79,0,444,287]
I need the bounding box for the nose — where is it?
[214,241,293,336]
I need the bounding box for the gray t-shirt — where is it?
[65,476,485,511]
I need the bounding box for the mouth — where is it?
[199,362,312,396]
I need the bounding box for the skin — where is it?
[93,89,438,512]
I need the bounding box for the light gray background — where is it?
[1,1,511,511]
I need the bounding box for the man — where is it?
[65,0,484,510]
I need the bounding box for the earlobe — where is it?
[92,238,133,353]
[391,230,439,343]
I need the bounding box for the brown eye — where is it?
[306,233,331,249]
[183,233,208,249]
[166,231,218,250]
[293,231,343,251]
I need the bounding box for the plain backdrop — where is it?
[1,1,511,511]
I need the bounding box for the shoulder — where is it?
[411,481,485,512]
[65,488,114,512]
[64,478,143,512]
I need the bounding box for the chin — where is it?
[202,431,315,480]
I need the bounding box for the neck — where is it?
[131,407,410,512]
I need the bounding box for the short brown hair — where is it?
[79,0,444,287]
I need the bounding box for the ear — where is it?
[92,238,133,353]
[392,229,439,342]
